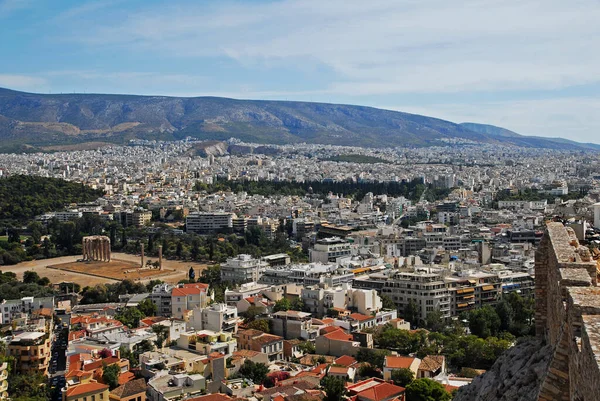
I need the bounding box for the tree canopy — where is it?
[239,360,269,385]
[405,378,451,401]
[0,175,104,221]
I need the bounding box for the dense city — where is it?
[1,139,600,401]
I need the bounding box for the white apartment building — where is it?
[171,284,210,319]
[0,296,54,325]
[224,282,271,306]
[149,283,174,317]
[497,200,547,211]
[188,303,239,333]
[301,283,383,317]
[309,237,352,263]
[381,269,452,321]
[186,212,234,233]
[220,254,268,284]
[54,210,83,222]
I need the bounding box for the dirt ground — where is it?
[0,252,209,287]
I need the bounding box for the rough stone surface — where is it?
[454,339,552,401]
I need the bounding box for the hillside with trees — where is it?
[0,175,104,221]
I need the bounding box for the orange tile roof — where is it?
[356,382,405,401]
[385,356,416,369]
[66,382,108,398]
[311,363,329,374]
[321,326,341,334]
[253,333,284,346]
[83,357,119,372]
[117,371,136,385]
[349,313,374,322]
[328,366,349,375]
[335,355,357,367]
[323,330,353,342]
[69,330,87,341]
[172,286,207,296]
[443,384,459,393]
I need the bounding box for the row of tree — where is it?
[196,177,432,202]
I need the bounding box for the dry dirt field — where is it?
[0,253,209,287]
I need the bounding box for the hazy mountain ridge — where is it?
[0,87,596,151]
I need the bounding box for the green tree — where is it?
[297,341,316,355]
[356,348,390,369]
[391,368,415,387]
[102,363,120,390]
[424,309,446,332]
[468,306,501,339]
[247,319,270,333]
[138,298,157,317]
[381,294,397,310]
[495,299,514,334]
[405,378,451,401]
[199,264,221,286]
[119,346,137,368]
[8,372,50,401]
[321,376,347,401]
[115,307,145,328]
[22,270,40,284]
[357,363,380,379]
[152,325,170,349]
[238,360,269,384]
[290,297,304,311]
[243,305,265,322]
[273,298,291,312]
[404,300,419,326]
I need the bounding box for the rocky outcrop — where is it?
[192,141,228,157]
[454,339,552,401]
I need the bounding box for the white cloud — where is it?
[70,0,600,94]
[0,74,46,89]
[0,0,32,16]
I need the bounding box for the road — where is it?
[49,314,69,401]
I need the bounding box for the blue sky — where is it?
[1,0,599,143]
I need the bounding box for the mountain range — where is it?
[0,87,597,152]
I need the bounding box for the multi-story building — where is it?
[498,270,535,296]
[446,272,501,316]
[380,269,452,321]
[148,283,174,317]
[271,311,317,340]
[8,329,52,376]
[177,330,237,356]
[63,382,110,401]
[147,372,206,401]
[224,282,271,306]
[188,303,239,333]
[302,283,383,318]
[309,237,352,263]
[54,210,83,222]
[220,254,268,284]
[186,212,234,234]
[235,329,284,362]
[171,283,210,319]
[0,296,54,325]
[115,209,152,227]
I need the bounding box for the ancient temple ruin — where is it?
[82,235,111,262]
